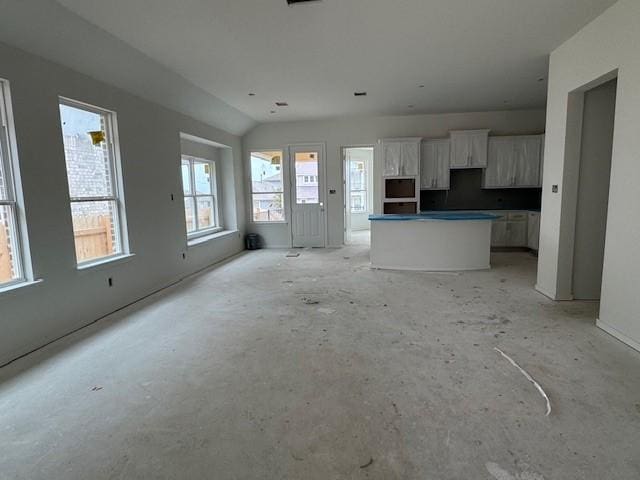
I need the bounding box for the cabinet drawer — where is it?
[508,212,528,221]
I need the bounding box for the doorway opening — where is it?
[571,77,617,309]
[343,146,374,246]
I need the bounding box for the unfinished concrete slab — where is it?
[1,248,639,479]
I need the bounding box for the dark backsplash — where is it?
[420,169,542,211]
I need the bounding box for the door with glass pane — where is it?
[289,145,325,248]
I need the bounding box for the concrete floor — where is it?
[1,247,639,479]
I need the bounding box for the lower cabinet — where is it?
[527,212,541,250]
[490,211,529,247]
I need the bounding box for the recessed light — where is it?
[275,102,289,107]
[354,91,367,97]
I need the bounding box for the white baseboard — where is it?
[596,319,640,353]
[534,284,573,301]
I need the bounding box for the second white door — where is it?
[289,145,325,248]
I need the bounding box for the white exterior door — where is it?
[289,145,325,248]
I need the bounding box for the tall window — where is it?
[350,159,368,213]
[181,156,220,237]
[250,151,284,222]
[0,80,27,287]
[59,98,128,266]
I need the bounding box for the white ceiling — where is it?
[55,0,616,123]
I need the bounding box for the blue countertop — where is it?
[369,212,500,222]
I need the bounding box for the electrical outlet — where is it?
[170,193,175,201]
[182,252,186,260]
[552,185,559,193]
[108,277,113,287]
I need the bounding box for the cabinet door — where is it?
[420,142,437,188]
[401,141,420,176]
[450,133,470,168]
[434,141,451,189]
[469,131,489,168]
[527,212,540,250]
[484,138,515,188]
[383,142,401,177]
[491,221,508,247]
[506,221,528,247]
[421,140,450,189]
[514,137,541,186]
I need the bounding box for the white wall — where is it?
[0,42,246,366]
[536,0,640,350]
[243,110,546,247]
[0,0,255,136]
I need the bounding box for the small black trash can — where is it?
[245,233,261,250]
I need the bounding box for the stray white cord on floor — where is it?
[494,347,552,416]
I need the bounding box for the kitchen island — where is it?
[369,212,499,271]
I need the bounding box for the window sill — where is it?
[0,279,44,297]
[77,253,136,272]
[251,221,288,225]
[188,229,239,247]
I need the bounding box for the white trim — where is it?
[596,319,640,353]
[0,279,43,297]
[77,253,136,272]
[535,284,574,301]
[187,229,238,247]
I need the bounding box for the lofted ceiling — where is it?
[55,0,616,123]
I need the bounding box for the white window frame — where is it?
[249,150,286,224]
[182,155,221,240]
[59,97,129,268]
[350,160,369,213]
[0,79,31,290]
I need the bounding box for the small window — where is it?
[181,156,220,237]
[350,160,368,213]
[0,80,29,287]
[250,151,284,222]
[59,98,128,266]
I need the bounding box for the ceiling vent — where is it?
[275,102,289,107]
[287,0,322,4]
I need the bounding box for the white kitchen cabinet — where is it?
[450,130,489,169]
[528,211,541,250]
[382,138,421,177]
[491,219,508,247]
[490,211,529,247]
[483,135,543,188]
[383,142,402,176]
[484,137,516,188]
[513,136,542,187]
[506,220,528,246]
[420,139,450,189]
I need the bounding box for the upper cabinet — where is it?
[421,139,450,190]
[483,135,543,188]
[382,138,421,177]
[450,130,490,169]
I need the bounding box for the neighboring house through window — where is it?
[250,151,284,222]
[59,98,129,266]
[181,156,220,238]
